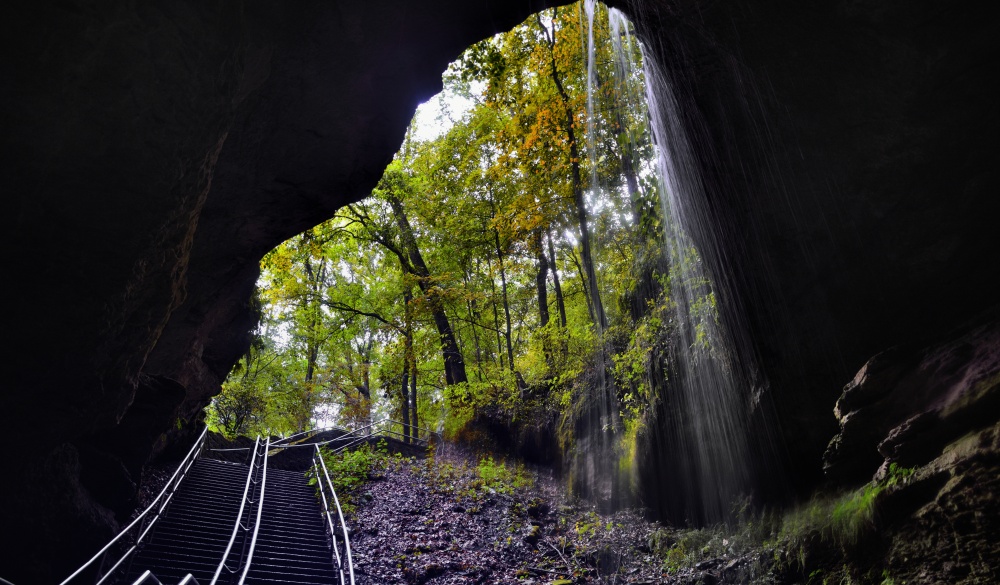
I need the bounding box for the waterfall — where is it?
[589,5,765,523]
[567,0,625,512]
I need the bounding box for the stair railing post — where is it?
[314,444,355,585]
[312,445,344,576]
[120,433,202,584]
[235,437,269,585]
[90,549,109,585]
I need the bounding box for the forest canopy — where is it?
[205,2,718,501]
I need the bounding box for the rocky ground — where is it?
[348,444,780,585]
[346,436,1000,585]
[351,446,654,584]
[132,399,1000,585]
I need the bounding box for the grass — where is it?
[653,464,917,580]
[416,452,534,504]
[475,455,533,494]
[782,463,915,551]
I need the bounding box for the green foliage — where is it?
[644,465,919,580]
[312,440,391,513]
[475,456,533,494]
[206,2,678,489]
[415,453,533,505]
[781,464,916,554]
[206,326,310,437]
[416,454,465,496]
[657,507,780,574]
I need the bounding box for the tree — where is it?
[214,2,668,457]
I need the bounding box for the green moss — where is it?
[781,464,916,558]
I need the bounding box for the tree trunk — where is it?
[400,287,413,443]
[488,256,505,370]
[409,362,418,441]
[464,266,484,380]
[534,231,550,328]
[540,10,607,329]
[570,246,596,325]
[387,194,468,385]
[547,231,567,327]
[594,63,645,222]
[400,346,411,443]
[494,228,515,372]
[300,246,327,432]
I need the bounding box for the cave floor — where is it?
[350,449,660,584]
[348,447,784,585]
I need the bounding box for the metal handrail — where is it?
[366,417,441,444]
[328,419,440,455]
[212,419,442,455]
[270,418,441,453]
[129,572,199,585]
[236,438,268,585]
[269,426,325,446]
[60,426,209,585]
[365,417,439,442]
[209,436,268,585]
[312,444,355,585]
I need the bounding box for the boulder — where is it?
[824,314,1000,487]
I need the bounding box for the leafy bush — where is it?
[310,440,390,513]
[415,453,533,504]
[475,456,532,494]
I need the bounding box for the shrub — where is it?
[310,440,390,513]
[476,456,533,494]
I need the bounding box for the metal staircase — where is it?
[120,460,337,585]
[240,467,337,584]
[123,458,263,583]
[60,428,356,585]
[58,419,437,585]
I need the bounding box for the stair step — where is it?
[122,454,338,585]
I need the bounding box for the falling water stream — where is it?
[581,4,767,523]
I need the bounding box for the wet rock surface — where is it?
[824,315,1000,488]
[877,420,1000,584]
[814,316,1000,583]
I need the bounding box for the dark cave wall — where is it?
[0,1,565,582]
[612,0,1000,500]
[1,0,998,581]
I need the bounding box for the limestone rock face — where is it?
[824,316,1000,488]
[613,0,1000,493]
[804,321,1000,582]
[871,418,1000,584]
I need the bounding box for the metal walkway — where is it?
[60,429,355,585]
[58,418,440,585]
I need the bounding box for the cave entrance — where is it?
[206,0,774,525]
